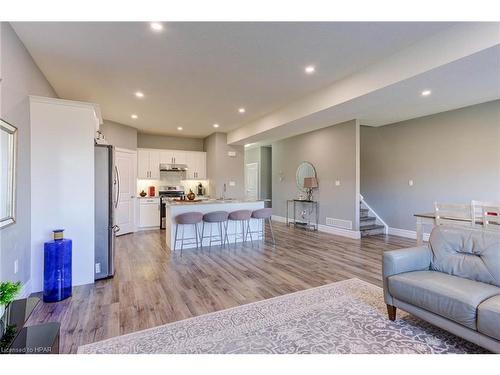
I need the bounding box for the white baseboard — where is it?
[388,227,430,241]
[17,279,32,299]
[318,224,361,239]
[272,215,361,239]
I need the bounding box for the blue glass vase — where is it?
[43,230,72,303]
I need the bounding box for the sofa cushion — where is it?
[478,295,500,340]
[429,226,500,287]
[388,270,500,330]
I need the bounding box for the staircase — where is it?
[359,199,386,237]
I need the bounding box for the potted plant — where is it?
[0,282,21,335]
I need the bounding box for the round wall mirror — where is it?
[296,161,316,192]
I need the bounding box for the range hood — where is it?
[160,163,188,172]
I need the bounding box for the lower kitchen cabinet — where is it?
[138,198,160,228]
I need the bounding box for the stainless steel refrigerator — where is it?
[94,144,120,280]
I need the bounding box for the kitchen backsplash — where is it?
[137,179,210,197]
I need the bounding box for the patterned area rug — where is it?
[78,278,487,354]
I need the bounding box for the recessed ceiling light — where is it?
[421,90,432,96]
[213,123,220,128]
[177,126,183,131]
[131,114,138,119]
[150,22,164,32]
[305,65,316,74]
[135,91,144,98]
[238,108,246,114]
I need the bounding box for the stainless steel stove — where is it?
[159,186,185,229]
[159,185,185,197]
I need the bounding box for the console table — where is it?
[286,199,319,231]
[0,297,60,354]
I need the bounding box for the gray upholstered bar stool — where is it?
[201,211,229,250]
[173,212,203,252]
[251,208,275,245]
[228,209,253,246]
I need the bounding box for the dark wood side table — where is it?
[0,297,60,354]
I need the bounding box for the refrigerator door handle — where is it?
[114,165,120,208]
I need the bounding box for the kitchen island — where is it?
[165,199,265,250]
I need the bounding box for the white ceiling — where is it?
[239,45,500,146]
[11,22,456,138]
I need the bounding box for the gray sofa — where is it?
[383,225,500,353]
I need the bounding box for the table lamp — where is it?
[303,177,318,201]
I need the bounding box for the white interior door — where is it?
[245,162,259,200]
[115,148,137,235]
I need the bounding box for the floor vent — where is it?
[326,217,352,230]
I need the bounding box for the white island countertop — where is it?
[165,199,265,250]
[165,198,264,206]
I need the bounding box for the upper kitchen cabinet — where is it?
[140,148,206,180]
[137,149,160,179]
[185,151,207,180]
[159,150,186,165]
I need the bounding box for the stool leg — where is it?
[224,221,229,247]
[218,222,223,247]
[174,224,179,252]
[181,224,185,252]
[201,222,205,248]
[260,219,266,242]
[234,221,238,246]
[195,223,199,249]
[268,217,276,245]
[247,220,254,247]
[209,223,213,251]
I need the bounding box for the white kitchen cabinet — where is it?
[197,152,206,179]
[160,150,174,164]
[173,150,186,164]
[149,151,160,179]
[137,149,160,179]
[160,149,186,165]
[139,198,160,228]
[186,151,206,180]
[140,148,205,180]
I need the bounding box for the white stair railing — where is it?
[359,194,388,234]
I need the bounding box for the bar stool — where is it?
[251,208,275,245]
[173,212,203,252]
[228,210,253,246]
[201,211,229,250]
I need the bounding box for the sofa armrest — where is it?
[383,245,431,305]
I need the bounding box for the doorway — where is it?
[115,148,137,235]
[245,162,259,200]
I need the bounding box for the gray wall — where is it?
[204,132,245,199]
[272,120,359,230]
[138,133,204,151]
[0,23,57,284]
[260,147,272,202]
[100,120,137,149]
[361,100,500,232]
[204,133,218,195]
[244,146,272,202]
[244,147,260,164]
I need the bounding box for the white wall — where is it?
[30,96,97,292]
[0,22,57,287]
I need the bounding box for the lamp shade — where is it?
[303,177,318,189]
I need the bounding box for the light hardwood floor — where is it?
[26,222,414,353]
